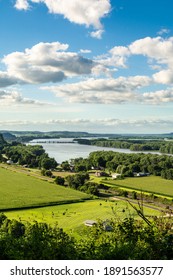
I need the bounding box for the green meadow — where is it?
[6,199,162,237]
[0,166,166,238]
[101,176,173,198]
[0,167,89,210]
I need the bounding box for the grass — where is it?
[0,165,169,238]
[6,199,162,238]
[0,166,90,210]
[99,176,173,198]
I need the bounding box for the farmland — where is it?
[100,176,173,198]
[0,166,89,210]
[0,157,172,240]
[0,161,173,259]
[0,165,163,237]
[6,199,162,237]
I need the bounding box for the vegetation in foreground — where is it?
[0,212,173,260]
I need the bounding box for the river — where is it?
[29,138,164,164]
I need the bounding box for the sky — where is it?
[0,0,173,134]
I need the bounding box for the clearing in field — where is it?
[0,167,90,210]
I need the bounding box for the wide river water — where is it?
[29,138,163,164]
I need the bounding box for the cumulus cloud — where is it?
[14,0,111,35]
[157,28,170,35]
[43,75,173,105]
[79,49,91,54]
[43,76,151,104]
[15,0,30,10]
[143,88,173,104]
[1,117,173,134]
[1,41,94,86]
[90,29,104,39]
[0,72,20,87]
[97,36,173,84]
[0,90,52,106]
[95,46,130,69]
[128,36,173,84]
[129,36,173,65]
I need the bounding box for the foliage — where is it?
[72,151,173,180]
[3,143,57,169]
[0,133,6,145]
[41,169,53,177]
[161,168,173,180]
[66,172,90,190]
[0,213,173,260]
[89,138,173,154]
[54,176,65,186]
[61,161,71,171]
[0,215,77,260]
[39,156,57,170]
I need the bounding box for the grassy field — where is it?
[0,165,168,238]
[0,166,89,210]
[6,199,162,237]
[101,176,173,198]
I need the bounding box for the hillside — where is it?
[0,166,90,211]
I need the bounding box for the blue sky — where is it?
[0,0,173,133]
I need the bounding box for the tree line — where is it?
[76,138,173,154]
[63,151,173,180]
[1,141,57,170]
[0,212,173,260]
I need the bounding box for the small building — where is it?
[84,220,97,227]
[103,220,113,232]
[112,173,121,179]
[136,172,150,177]
[95,171,108,177]
[6,159,14,165]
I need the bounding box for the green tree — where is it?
[40,157,57,170]
[54,176,65,186]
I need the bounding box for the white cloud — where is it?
[0,90,52,106]
[15,0,30,10]
[0,72,20,87]
[1,41,94,86]
[14,0,111,30]
[153,69,173,84]
[90,29,104,39]
[157,28,170,35]
[128,36,173,84]
[129,36,173,65]
[143,88,173,104]
[0,117,173,134]
[79,49,91,54]
[43,76,151,104]
[43,75,173,105]
[98,36,173,84]
[95,46,130,68]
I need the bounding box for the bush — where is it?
[0,215,173,259]
[41,169,53,177]
[54,176,65,186]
